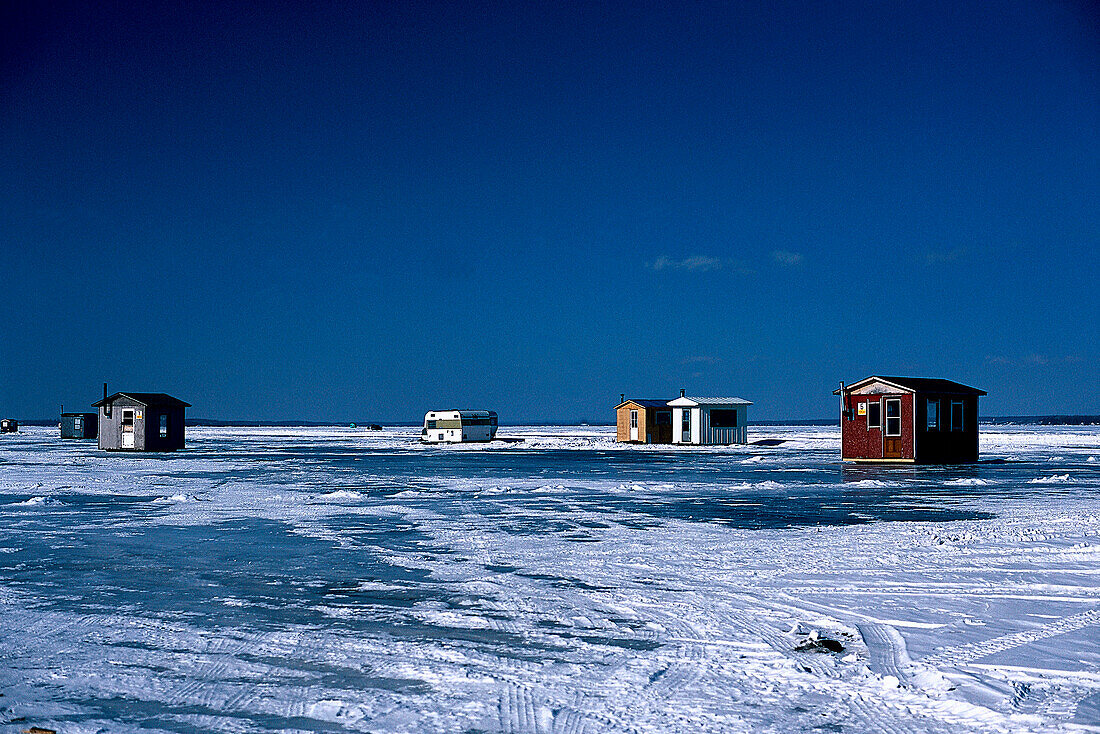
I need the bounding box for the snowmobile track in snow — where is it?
[923,607,1100,669]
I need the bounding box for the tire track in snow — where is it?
[923,607,1100,669]
[858,622,912,683]
[499,682,541,734]
[550,706,588,734]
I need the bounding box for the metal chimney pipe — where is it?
[103,382,110,417]
[680,388,685,398]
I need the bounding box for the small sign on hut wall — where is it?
[857,403,866,416]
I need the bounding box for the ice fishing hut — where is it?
[0,419,17,433]
[615,397,673,443]
[92,385,190,451]
[668,391,752,445]
[834,376,985,463]
[61,412,98,439]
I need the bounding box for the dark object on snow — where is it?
[60,412,98,439]
[0,419,17,433]
[750,439,786,446]
[794,636,845,653]
[834,376,985,464]
[92,383,190,452]
[368,424,383,430]
[24,727,58,734]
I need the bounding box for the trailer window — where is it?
[866,401,881,429]
[950,401,964,431]
[926,400,939,430]
[710,409,738,428]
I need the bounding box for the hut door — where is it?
[121,409,135,448]
[629,410,639,441]
[883,399,902,458]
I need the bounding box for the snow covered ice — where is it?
[1,425,1099,733]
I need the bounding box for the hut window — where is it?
[681,410,691,441]
[950,401,964,431]
[159,414,168,438]
[710,409,738,428]
[655,411,671,425]
[866,401,881,429]
[927,400,940,430]
[74,416,82,431]
[427,420,438,429]
[630,410,638,429]
[885,399,901,436]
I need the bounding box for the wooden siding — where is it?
[616,403,673,443]
[841,393,915,461]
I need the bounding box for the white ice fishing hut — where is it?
[667,390,751,445]
[421,410,498,443]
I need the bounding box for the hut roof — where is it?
[614,399,672,409]
[92,392,192,408]
[834,376,986,396]
[668,396,753,406]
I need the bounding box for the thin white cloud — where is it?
[647,256,755,274]
[925,248,966,264]
[772,250,803,266]
[648,255,725,272]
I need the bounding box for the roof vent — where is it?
[680,388,685,398]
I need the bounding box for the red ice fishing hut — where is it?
[834,376,986,464]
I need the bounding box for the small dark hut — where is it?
[92,384,190,452]
[61,412,99,439]
[0,419,17,433]
[834,376,986,463]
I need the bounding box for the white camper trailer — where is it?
[421,410,499,443]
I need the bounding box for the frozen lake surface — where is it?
[1,424,1099,733]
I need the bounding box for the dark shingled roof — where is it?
[615,398,672,409]
[92,392,192,408]
[835,376,986,396]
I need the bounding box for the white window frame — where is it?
[884,398,902,437]
[681,409,691,441]
[866,399,881,430]
[630,410,638,429]
[926,399,939,431]
[950,400,964,431]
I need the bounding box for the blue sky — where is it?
[2,0,1098,421]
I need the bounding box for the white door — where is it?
[121,409,135,448]
[629,410,638,441]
